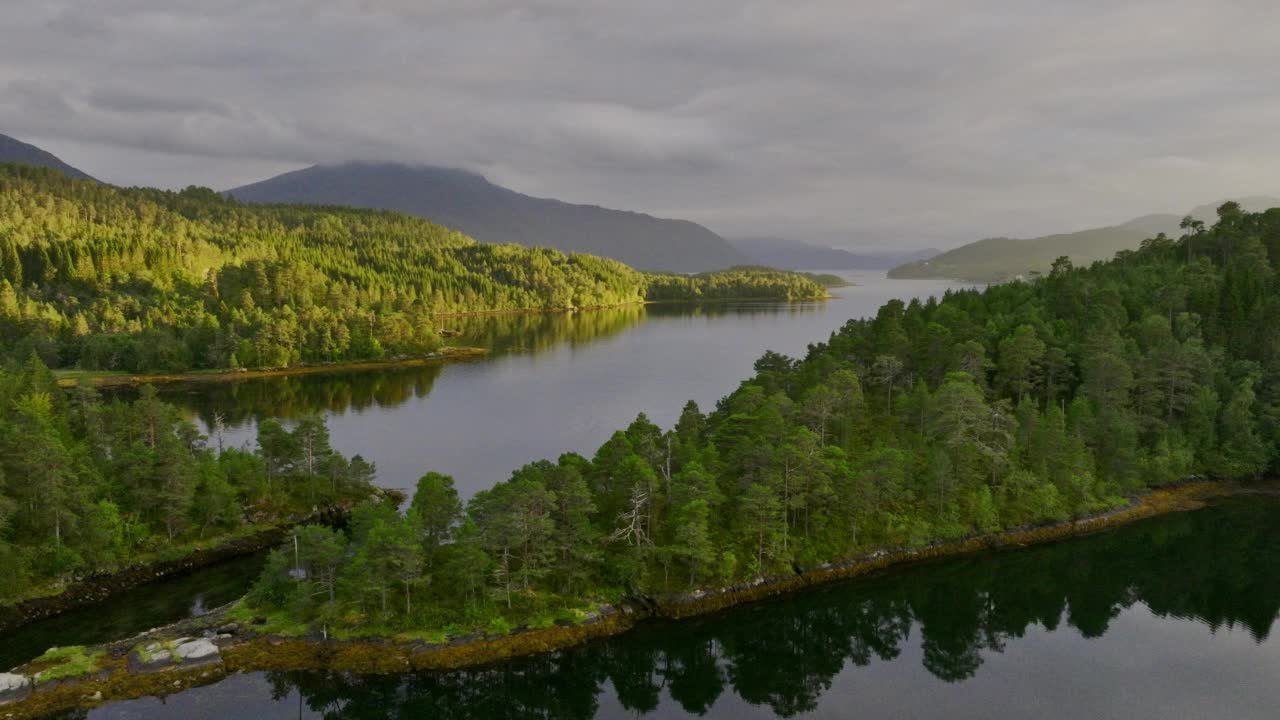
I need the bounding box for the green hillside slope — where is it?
[0,165,822,373]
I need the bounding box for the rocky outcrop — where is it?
[0,672,28,701]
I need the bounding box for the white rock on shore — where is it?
[173,639,219,661]
[0,672,27,693]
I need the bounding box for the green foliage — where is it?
[30,645,103,682]
[233,203,1280,638]
[645,267,828,302]
[0,358,377,604]
[0,165,823,372]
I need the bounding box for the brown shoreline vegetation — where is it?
[54,346,491,390]
[0,480,1232,719]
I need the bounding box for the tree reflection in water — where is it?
[130,302,828,429]
[258,498,1280,719]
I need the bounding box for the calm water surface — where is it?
[71,498,1280,719]
[0,552,266,672]
[154,271,968,497]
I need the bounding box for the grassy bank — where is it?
[0,481,1233,719]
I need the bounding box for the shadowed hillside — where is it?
[227,162,746,272]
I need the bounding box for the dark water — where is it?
[6,273,960,669]
[0,552,266,671]
[150,272,967,498]
[75,498,1280,719]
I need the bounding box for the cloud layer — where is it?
[3,0,1278,247]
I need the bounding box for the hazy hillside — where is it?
[890,198,1280,282]
[227,162,746,272]
[0,133,95,180]
[730,236,939,270]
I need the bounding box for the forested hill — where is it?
[226,162,747,272]
[243,201,1280,639]
[0,165,824,373]
[890,197,1280,282]
[0,133,95,181]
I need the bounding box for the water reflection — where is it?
[141,301,831,430]
[133,292,863,497]
[131,305,650,428]
[0,552,267,672]
[86,498,1280,719]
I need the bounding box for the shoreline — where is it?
[431,292,834,319]
[54,347,489,389]
[51,293,835,391]
[0,481,1233,718]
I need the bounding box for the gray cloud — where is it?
[2,0,1278,248]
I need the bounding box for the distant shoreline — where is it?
[52,294,844,390]
[53,346,490,389]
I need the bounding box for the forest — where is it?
[645,267,844,300]
[245,202,1280,637]
[0,164,825,373]
[0,357,376,604]
[260,498,1280,718]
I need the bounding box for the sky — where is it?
[2,0,1278,249]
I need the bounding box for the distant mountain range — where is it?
[6,131,1278,280]
[226,163,747,272]
[0,133,94,181]
[889,197,1280,282]
[730,236,939,271]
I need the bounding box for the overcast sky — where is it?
[3,1,1277,249]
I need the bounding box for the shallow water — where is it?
[0,551,266,672]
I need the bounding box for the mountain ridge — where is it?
[227,162,747,272]
[889,197,1280,282]
[0,133,95,181]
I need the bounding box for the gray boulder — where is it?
[173,639,219,661]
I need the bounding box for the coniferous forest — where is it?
[241,203,1280,636]
[0,165,825,373]
[0,357,376,604]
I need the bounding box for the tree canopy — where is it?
[0,164,824,373]
[0,358,376,605]
[247,202,1280,636]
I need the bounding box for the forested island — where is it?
[235,202,1280,641]
[0,165,826,375]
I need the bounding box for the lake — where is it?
[149,271,968,498]
[6,272,964,670]
[73,497,1280,719]
[14,272,1280,718]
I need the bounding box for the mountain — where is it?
[889,198,1280,282]
[730,236,939,271]
[0,133,95,181]
[226,162,746,272]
